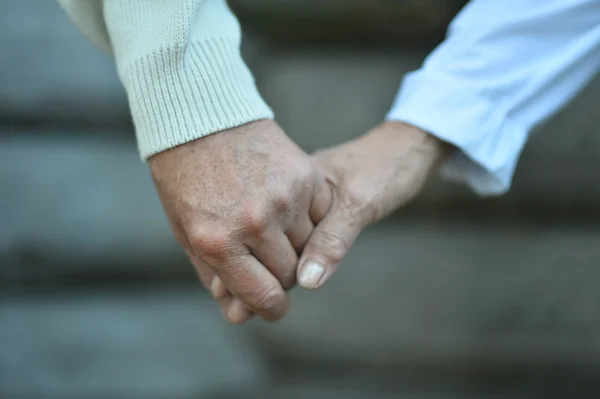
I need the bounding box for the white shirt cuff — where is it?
[386,70,530,196]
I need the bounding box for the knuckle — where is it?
[340,189,378,224]
[342,189,371,211]
[211,257,247,280]
[250,286,285,313]
[272,193,292,213]
[188,228,232,258]
[285,161,313,193]
[240,203,268,237]
[194,263,215,289]
[279,269,297,290]
[210,276,228,299]
[313,230,350,264]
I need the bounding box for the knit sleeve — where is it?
[58,0,274,160]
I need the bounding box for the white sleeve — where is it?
[386,0,600,196]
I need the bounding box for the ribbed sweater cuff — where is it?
[122,38,274,160]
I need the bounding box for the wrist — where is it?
[372,121,453,165]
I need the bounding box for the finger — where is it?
[168,215,215,289]
[286,214,314,255]
[186,249,227,301]
[212,275,256,322]
[172,214,217,293]
[310,168,333,224]
[209,275,229,299]
[188,228,289,321]
[297,203,364,290]
[210,254,289,321]
[185,249,214,288]
[218,296,233,320]
[249,229,298,289]
[225,297,254,325]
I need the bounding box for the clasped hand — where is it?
[149,119,449,324]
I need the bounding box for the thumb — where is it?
[297,202,364,290]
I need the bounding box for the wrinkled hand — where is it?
[149,120,332,324]
[297,122,451,290]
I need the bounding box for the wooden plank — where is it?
[252,221,600,368]
[259,50,600,204]
[230,0,467,45]
[0,1,128,124]
[3,48,600,280]
[0,289,267,399]
[2,126,600,281]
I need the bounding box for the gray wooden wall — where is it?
[2,1,600,398]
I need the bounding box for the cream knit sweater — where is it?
[58,0,273,160]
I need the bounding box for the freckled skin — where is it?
[149,118,447,324]
[149,119,332,324]
[297,121,451,291]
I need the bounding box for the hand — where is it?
[149,120,332,323]
[297,122,451,290]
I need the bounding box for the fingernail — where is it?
[298,261,325,289]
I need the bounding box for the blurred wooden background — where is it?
[2,1,600,398]
[230,0,467,45]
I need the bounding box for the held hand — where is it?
[149,120,332,323]
[297,122,451,290]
